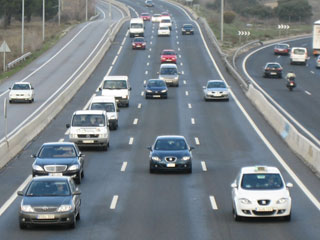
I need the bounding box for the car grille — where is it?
[253,210,276,216]
[44,165,67,173]
[165,157,177,162]
[257,200,271,206]
[77,134,99,138]
[33,206,58,213]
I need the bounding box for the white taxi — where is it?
[9,82,34,103]
[231,166,293,221]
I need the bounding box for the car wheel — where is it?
[75,173,81,184]
[69,216,76,229]
[278,74,282,78]
[9,100,12,103]
[284,213,291,221]
[204,97,208,102]
[19,221,27,229]
[76,210,81,220]
[126,103,129,107]
[150,165,156,173]
[175,83,179,87]
[233,208,242,221]
[81,169,84,178]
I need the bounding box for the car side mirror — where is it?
[31,154,36,158]
[79,152,85,157]
[117,108,120,112]
[31,87,34,90]
[286,182,293,188]
[189,146,195,151]
[17,191,24,196]
[129,87,132,91]
[99,87,102,91]
[202,86,206,89]
[66,124,70,128]
[73,190,81,195]
[147,146,152,151]
[230,183,237,188]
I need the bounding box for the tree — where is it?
[276,0,312,22]
[0,0,20,28]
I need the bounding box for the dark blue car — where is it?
[32,142,84,184]
[148,135,194,173]
[145,79,168,99]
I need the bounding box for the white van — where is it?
[290,47,308,65]
[129,18,144,38]
[89,96,119,130]
[66,110,110,150]
[99,75,131,107]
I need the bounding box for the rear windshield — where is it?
[267,64,280,68]
[161,19,171,23]
[72,114,105,127]
[131,23,143,28]
[293,49,306,55]
[38,145,76,158]
[162,51,175,55]
[103,80,127,89]
[90,103,115,112]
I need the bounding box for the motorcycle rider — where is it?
[286,71,296,90]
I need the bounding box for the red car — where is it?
[140,13,151,21]
[160,49,177,63]
[274,43,290,55]
[161,12,170,17]
[132,37,146,50]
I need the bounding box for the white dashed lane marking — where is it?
[112,56,118,66]
[188,103,192,109]
[180,63,183,66]
[133,118,139,125]
[201,161,207,172]
[310,71,315,74]
[185,91,189,96]
[209,196,218,210]
[305,91,311,95]
[58,138,64,142]
[195,137,200,145]
[183,80,187,85]
[107,66,113,76]
[121,162,128,172]
[141,91,145,96]
[191,118,195,124]
[145,71,148,75]
[148,55,151,58]
[110,195,119,209]
[181,71,184,75]
[138,103,142,108]
[129,137,134,145]
[147,62,150,66]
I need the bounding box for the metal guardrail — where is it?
[7,52,32,69]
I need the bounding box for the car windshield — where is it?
[90,103,115,112]
[207,82,226,89]
[183,25,192,29]
[103,80,127,89]
[154,14,160,17]
[163,51,175,55]
[267,64,280,68]
[160,26,169,30]
[161,19,170,23]
[12,84,30,90]
[241,173,284,190]
[293,49,305,55]
[72,114,105,127]
[148,80,166,87]
[134,38,144,42]
[141,14,149,16]
[160,67,177,75]
[131,23,143,28]
[26,181,71,196]
[38,145,76,158]
[154,139,188,150]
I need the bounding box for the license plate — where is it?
[83,140,94,143]
[153,95,161,98]
[37,214,55,219]
[214,93,221,97]
[167,163,176,168]
[49,173,63,176]
[256,207,273,212]
[270,72,277,75]
[166,80,172,83]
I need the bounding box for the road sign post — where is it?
[0,41,11,72]
[4,98,8,144]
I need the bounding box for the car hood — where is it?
[159,74,178,79]
[151,150,191,158]
[206,87,227,92]
[102,89,128,97]
[237,188,290,200]
[34,157,78,166]
[22,196,71,207]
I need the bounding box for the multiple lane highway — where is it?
[0,0,319,239]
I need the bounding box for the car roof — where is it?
[90,95,116,103]
[103,75,128,81]
[160,63,177,68]
[32,176,71,182]
[73,110,106,115]
[41,142,76,147]
[240,166,281,175]
[291,47,307,50]
[148,79,165,82]
[207,80,224,83]
[162,49,175,53]
[141,12,150,15]
[156,135,186,140]
[13,82,31,85]
[153,14,161,16]
[183,24,193,26]
[266,62,281,65]
[275,43,289,46]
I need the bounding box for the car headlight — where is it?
[21,205,34,212]
[151,156,161,161]
[161,90,167,93]
[182,156,191,161]
[32,165,44,171]
[239,198,252,204]
[70,134,77,138]
[276,198,288,204]
[68,164,80,171]
[57,204,73,212]
[146,90,152,93]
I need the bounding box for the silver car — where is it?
[203,80,229,101]
[157,63,180,87]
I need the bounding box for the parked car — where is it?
[148,135,193,173]
[203,80,229,101]
[145,79,168,99]
[181,24,194,35]
[231,166,293,221]
[32,142,84,184]
[274,43,290,55]
[160,49,177,63]
[132,37,146,50]
[263,62,283,78]
[140,12,151,21]
[9,82,34,103]
[18,176,81,229]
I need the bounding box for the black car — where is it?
[148,135,193,173]
[181,24,194,35]
[145,79,168,99]
[18,176,81,229]
[32,142,84,184]
[263,62,283,78]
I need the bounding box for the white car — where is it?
[231,166,293,221]
[9,82,34,103]
[152,14,161,23]
[290,47,308,65]
[158,25,170,36]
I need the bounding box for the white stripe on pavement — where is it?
[110,195,119,209]
[121,162,128,172]
[209,196,218,210]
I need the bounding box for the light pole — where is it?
[42,0,45,41]
[58,0,61,26]
[221,0,224,42]
[21,0,25,54]
[86,0,88,21]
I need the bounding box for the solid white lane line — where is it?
[209,196,218,210]
[110,195,119,209]
[183,80,187,85]
[112,55,118,66]
[107,66,113,76]
[83,94,96,110]
[129,137,134,145]
[121,162,128,172]
[133,118,139,125]
[185,91,189,96]
[58,138,64,142]
[188,103,192,109]
[195,137,200,145]
[201,161,207,172]
[0,175,32,216]
[138,103,142,108]
[191,118,195,124]
[305,91,311,95]
[141,91,145,96]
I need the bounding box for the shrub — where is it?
[224,11,236,24]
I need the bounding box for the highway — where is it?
[241,37,320,145]
[0,0,319,239]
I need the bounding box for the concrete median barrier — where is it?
[0,1,130,169]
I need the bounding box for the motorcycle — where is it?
[286,79,296,91]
